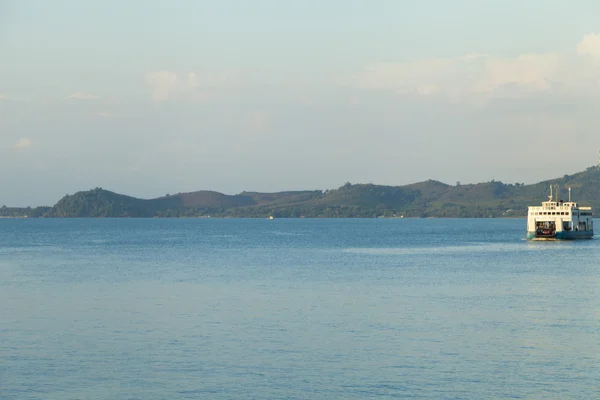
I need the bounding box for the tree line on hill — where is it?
[3,166,600,218]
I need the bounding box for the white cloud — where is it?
[352,34,600,103]
[67,92,100,100]
[96,111,112,118]
[0,94,7,100]
[14,138,33,149]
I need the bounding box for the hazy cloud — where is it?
[348,95,361,105]
[144,71,178,102]
[0,94,7,100]
[471,53,559,94]
[14,138,33,149]
[144,70,241,103]
[352,34,600,102]
[67,92,100,100]
[295,93,314,106]
[242,111,271,133]
[353,53,560,100]
[127,165,142,173]
[416,84,440,96]
[187,72,198,88]
[156,140,192,154]
[576,33,600,61]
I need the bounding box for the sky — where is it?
[2,0,600,206]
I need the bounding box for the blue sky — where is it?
[2,0,600,205]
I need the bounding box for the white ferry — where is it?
[526,185,594,240]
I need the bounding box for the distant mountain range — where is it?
[3,166,600,218]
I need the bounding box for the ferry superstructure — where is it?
[526,185,594,240]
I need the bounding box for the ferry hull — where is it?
[526,230,594,241]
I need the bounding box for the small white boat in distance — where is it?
[526,185,594,240]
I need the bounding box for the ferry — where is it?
[526,185,594,240]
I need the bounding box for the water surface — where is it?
[1,218,599,399]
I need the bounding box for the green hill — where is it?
[4,165,600,218]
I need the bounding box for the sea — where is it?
[1,218,599,399]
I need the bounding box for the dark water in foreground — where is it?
[1,218,599,399]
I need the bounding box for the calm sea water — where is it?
[1,218,599,399]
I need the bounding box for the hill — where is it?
[4,165,600,218]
